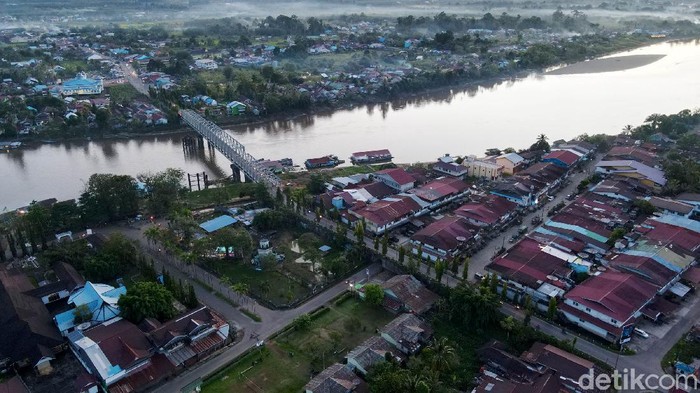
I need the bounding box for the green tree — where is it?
[373,236,379,250]
[364,283,385,306]
[489,273,498,294]
[633,199,656,215]
[186,283,198,308]
[306,174,326,194]
[381,234,388,256]
[501,280,509,301]
[293,313,312,330]
[84,233,138,282]
[500,315,517,339]
[231,282,249,302]
[398,246,405,264]
[435,259,446,283]
[462,256,470,279]
[139,168,185,216]
[73,304,93,324]
[530,133,550,152]
[79,173,139,223]
[547,296,558,320]
[354,221,365,245]
[425,337,458,375]
[118,281,176,323]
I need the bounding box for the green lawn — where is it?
[108,84,144,104]
[202,298,393,393]
[181,183,258,209]
[203,258,311,307]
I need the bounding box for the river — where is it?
[2,40,700,210]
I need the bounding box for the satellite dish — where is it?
[456,236,467,242]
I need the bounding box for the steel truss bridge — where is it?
[179,109,280,188]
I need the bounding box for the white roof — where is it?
[74,336,114,380]
[497,152,524,165]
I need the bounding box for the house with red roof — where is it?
[542,150,579,169]
[560,271,658,343]
[455,195,518,228]
[605,146,659,167]
[145,306,230,369]
[348,194,427,235]
[69,318,176,392]
[373,168,415,192]
[408,177,470,210]
[486,238,572,305]
[411,216,478,261]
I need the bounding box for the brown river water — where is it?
[2,40,700,210]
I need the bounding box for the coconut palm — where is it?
[231,282,250,303]
[425,337,458,375]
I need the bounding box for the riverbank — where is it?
[7,38,677,149]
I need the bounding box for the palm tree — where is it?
[401,374,429,393]
[536,133,548,144]
[232,282,249,303]
[425,337,458,375]
[143,226,161,246]
[500,316,517,340]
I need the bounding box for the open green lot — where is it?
[202,296,393,393]
[182,183,258,209]
[204,258,311,308]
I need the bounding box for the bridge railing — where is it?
[180,110,281,188]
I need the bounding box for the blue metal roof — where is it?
[199,215,238,233]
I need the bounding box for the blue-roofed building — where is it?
[199,215,238,233]
[61,73,103,96]
[54,281,127,336]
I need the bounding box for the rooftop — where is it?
[411,216,476,254]
[374,168,415,186]
[596,160,667,186]
[199,215,238,233]
[542,150,579,166]
[456,195,518,225]
[487,238,572,289]
[409,177,469,202]
[380,313,432,353]
[497,152,524,165]
[381,275,439,315]
[564,271,658,323]
[0,266,63,366]
[303,363,362,393]
[350,194,424,227]
[648,197,694,215]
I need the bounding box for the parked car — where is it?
[474,272,485,280]
[634,328,649,339]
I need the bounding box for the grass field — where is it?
[181,183,258,209]
[204,258,311,307]
[202,297,393,393]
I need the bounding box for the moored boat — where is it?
[350,149,393,164]
[305,154,344,169]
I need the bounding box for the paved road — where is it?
[118,62,150,96]
[465,155,600,280]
